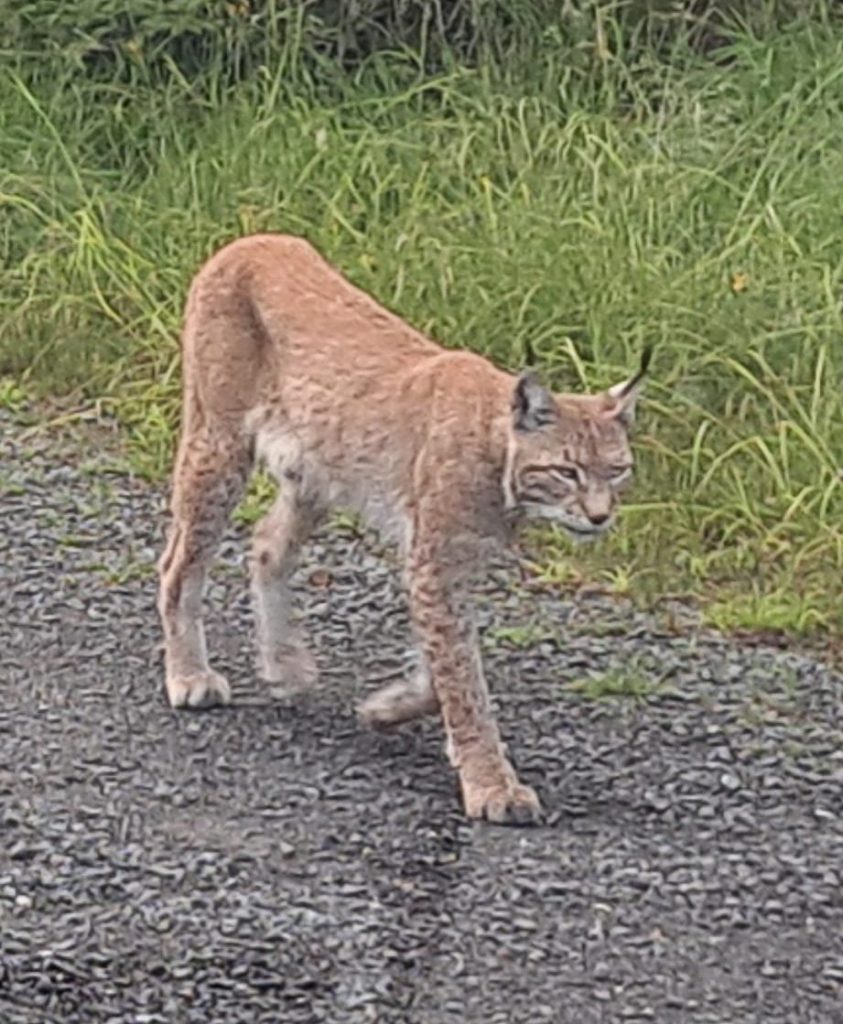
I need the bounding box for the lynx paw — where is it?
[358,673,438,730]
[258,643,319,693]
[461,777,542,826]
[166,669,231,710]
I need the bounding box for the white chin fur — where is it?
[562,524,604,544]
[523,506,613,540]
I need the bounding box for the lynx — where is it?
[157,233,649,825]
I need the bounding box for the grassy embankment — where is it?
[1,17,841,640]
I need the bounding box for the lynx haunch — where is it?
[158,233,650,825]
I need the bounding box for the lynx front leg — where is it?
[158,431,249,709]
[250,490,320,691]
[406,542,542,825]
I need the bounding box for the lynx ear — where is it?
[605,345,653,428]
[512,372,558,432]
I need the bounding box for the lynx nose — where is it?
[588,512,611,526]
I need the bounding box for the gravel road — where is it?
[2,416,842,1024]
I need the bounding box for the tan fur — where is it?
[158,233,647,825]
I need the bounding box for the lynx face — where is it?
[504,357,648,540]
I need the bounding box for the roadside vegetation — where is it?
[2,2,841,639]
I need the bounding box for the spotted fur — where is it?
[157,233,649,825]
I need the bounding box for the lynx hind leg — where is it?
[358,656,439,729]
[158,427,250,709]
[250,488,321,691]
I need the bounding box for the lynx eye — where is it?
[550,465,580,483]
[610,464,632,482]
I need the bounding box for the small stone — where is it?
[720,771,741,791]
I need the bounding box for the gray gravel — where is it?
[1,415,843,1024]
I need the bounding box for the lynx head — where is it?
[503,348,650,540]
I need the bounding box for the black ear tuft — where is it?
[617,344,654,399]
[631,343,653,392]
[512,372,558,432]
[606,344,653,428]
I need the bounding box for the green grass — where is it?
[485,623,553,650]
[231,471,280,527]
[568,668,665,701]
[704,588,830,635]
[0,377,28,413]
[2,16,843,639]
